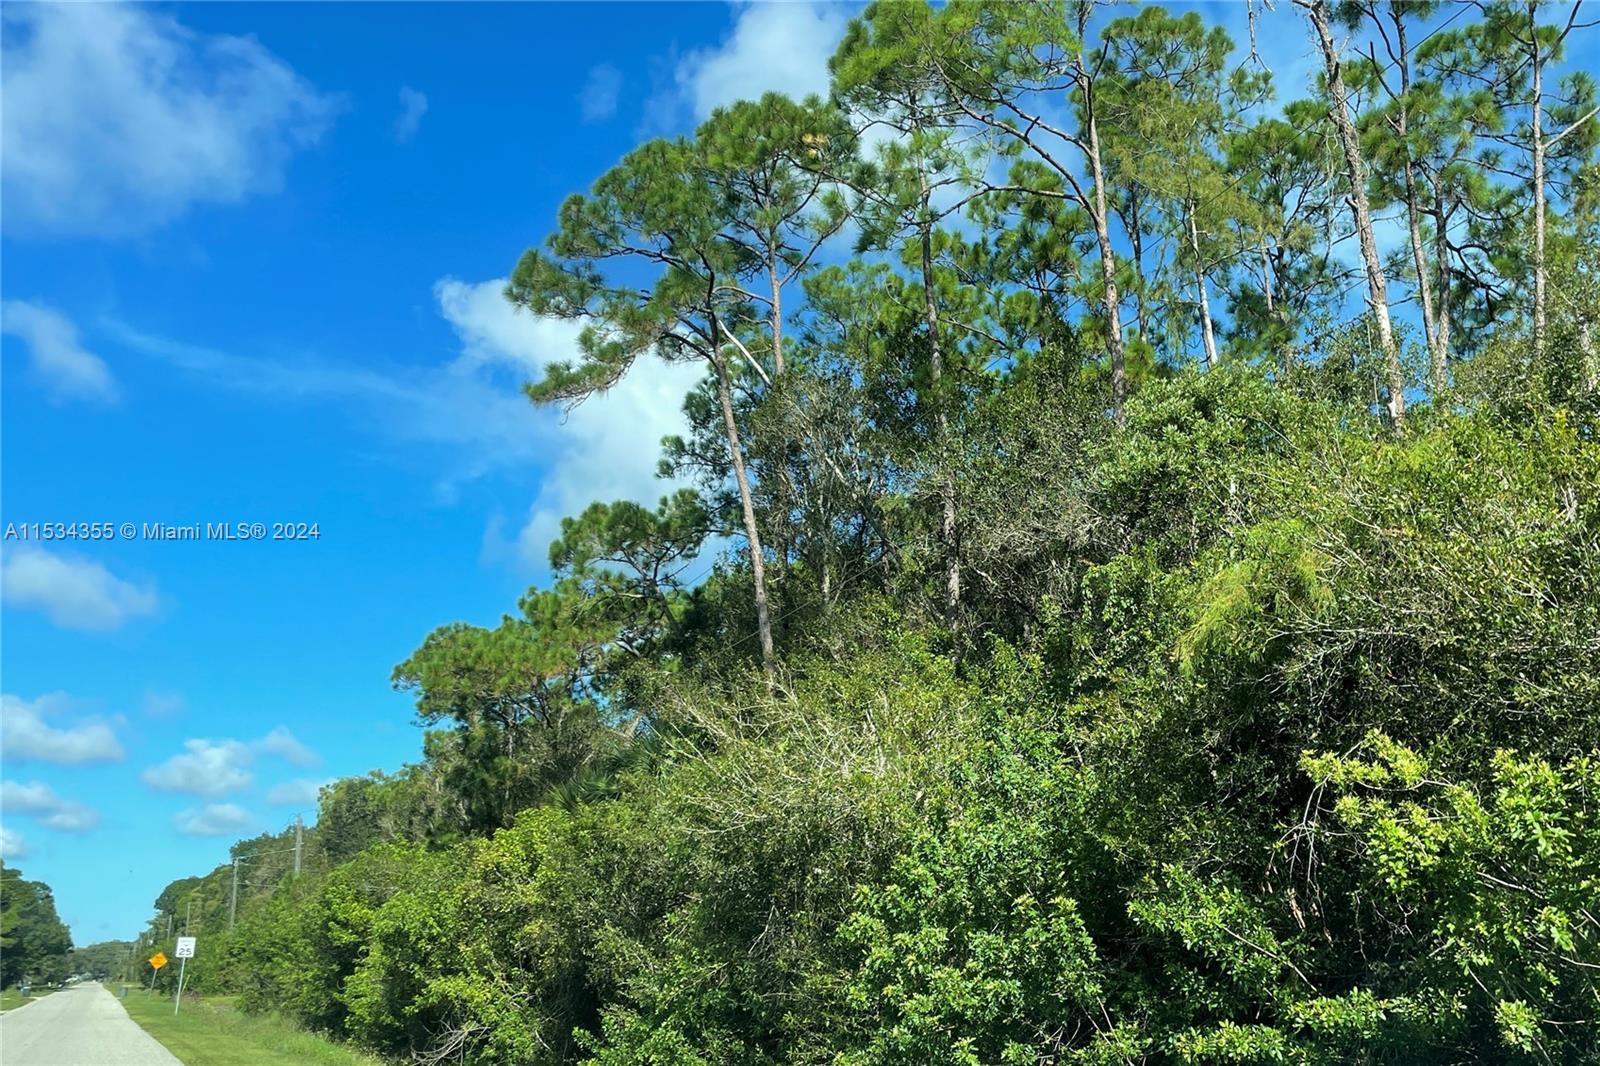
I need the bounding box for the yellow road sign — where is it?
[149,952,168,970]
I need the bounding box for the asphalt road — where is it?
[0,983,182,1065]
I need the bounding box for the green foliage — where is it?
[158,371,1600,1066]
[70,939,133,979]
[133,3,1600,1064]
[1303,738,1600,1061]
[0,863,72,987]
[391,578,624,832]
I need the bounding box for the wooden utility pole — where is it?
[293,816,303,875]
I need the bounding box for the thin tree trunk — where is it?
[1434,192,1452,383]
[1393,11,1444,399]
[768,256,785,376]
[1529,1,1548,364]
[1190,207,1218,368]
[710,349,775,678]
[1580,317,1596,391]
[1260,240,1275,316]
[1074,2,1127,425]
[1405,162,1444,397]
[1304,0,1405,428]
[1261,239,1294,372]
[1130,188,1149,347]
[1085,98,1127,424]
[917,177,960,621]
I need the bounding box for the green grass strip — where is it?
[116,988,386,1066]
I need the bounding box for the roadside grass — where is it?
[118,988,386,1066]
[0,988,43,1012]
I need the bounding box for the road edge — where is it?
[0,988,57,1019]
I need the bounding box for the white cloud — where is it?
[0,780,100,833]
[510,356,703,568]
[0,781,56,810]
[142,739,254,797]
[141,727,319,796]
[0,693,125,765]
[0,546,160,632]
[434,277,585,373]
[393,86,428,142]
[581,64,623,123]
[676,1,850,121]
[265,778,328,806]
[0,2,336,238]
[174,803,251,837]
[256,727,318,768]
[0,826,28,860]
[435,277,703,569]
[1,301,117,404]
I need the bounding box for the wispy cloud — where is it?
[0,693,125,765]
[0,2,337,238]
[257,727,319,768]
[265,778,329,806]
[393,85,428,142]
[1,300,118,404]
[1,545,160,632]
[107,317,549,484]
[110,277,701,571]
[174,803,251,837]
[580,64,623,123]
[142,690,186,720]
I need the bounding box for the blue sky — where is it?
[0,0,861,944]
[1,1,1593,946]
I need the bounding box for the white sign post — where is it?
[173,937,196,1015]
